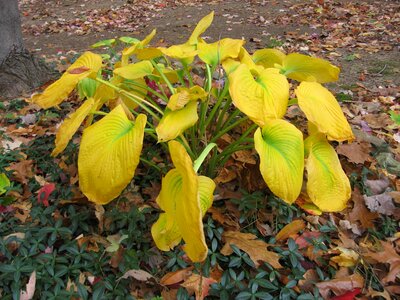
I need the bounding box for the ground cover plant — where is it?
[1,3,400,300]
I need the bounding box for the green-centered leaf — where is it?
[32,52,102,108]
[254,120,304,204]
[52,98,97,157]
[305,133,351,212]
[78,106,146,204]
[229,64,289,126]
[0,173,10,195]
[156,101,198,142]
[114,61,154,80]
[281,53,340,83]
[296,82,354,142]
[252,48,286,68]
[198,38,245,66]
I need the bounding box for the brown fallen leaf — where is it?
[6,159,34,184]
[336,141,372,164]
[316,273,364,299]
[119,269,154,282]
[362,241,400,283]
[160,267,194,286]
[221,231,282,268]
[181,274,217,300]
[348,187,379,229]
[275,219,305,242]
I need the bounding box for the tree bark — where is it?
[0,0,58,100]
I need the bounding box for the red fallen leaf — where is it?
[0,205,14,213]
[68,66,90,74]
[295,231,321,249]
[37,183,56,207]
[332,288,361,300]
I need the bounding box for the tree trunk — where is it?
[0,0,58,100]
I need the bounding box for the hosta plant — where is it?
[31,12,354,262]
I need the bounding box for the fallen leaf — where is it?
[364,177,390,194]
[348,187,379,229]
[119,269,154,281]
[362,241,400,283]
[6,160,34,184]
[336,141,371,164]
[276,219,305,242]
[316,273,364,299]
[298,269,319,292]
[160,267,194,286]
[181,274,217,300]
[364,193,396,215]
[37,183,56,207]
[221,231,282,268]
[295,231,321,249]
[331,288,361,300]
[20,271,36,300]
[330,247,359,267]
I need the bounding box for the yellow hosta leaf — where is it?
[198,38,245,66]
[159,44,198,65]
[305,133,351,212]
[198,176,215,216]
[151,169,186,251]
[281,53,340,83]
[167,86,207,111]
[153,64,179,84]
[296,82,354,142]
[114,60,154,80]
[52,98,96,157]
[78,106,146,204]
[169,140,208,262]
[32,52,102,108]
[252,48,286,68]
[121,29,156,65]
[229,64,289,126]
[254,120,304,204]
[151,141,213,262]
[135,47,163,60]
[188,11,214,45]
[222,47,262,75]
[156,101,198,142]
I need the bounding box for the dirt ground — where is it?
[19,0,399,91]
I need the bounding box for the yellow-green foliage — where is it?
[32,11,354,262]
